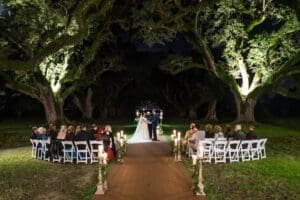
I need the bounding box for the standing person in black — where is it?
[146,111,153,140]
[48,123,58,160]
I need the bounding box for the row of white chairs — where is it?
[189,138,267,163]
[30,139,104,164]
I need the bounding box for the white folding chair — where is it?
[40,140,50,161]
[227,140,240,163]
[89,141,103,164]
[258,138,267,159]
[61,141,74,163]
[249,140,260,160]
[30,139,38,158]
[199,140,213,163]
[74,141,90,164]
[213,140,227,163]
[36,140,44,159]
[239,140,251,162]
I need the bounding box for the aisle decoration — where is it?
[95,150,108,195]
[171,129,182,162]
[191,143,206,196]
[116,130,127,163]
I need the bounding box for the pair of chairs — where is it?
[192,139,267,163]
[30,139,104,164]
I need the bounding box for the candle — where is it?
[192,155,197,166]
[136,111,139,116]
[117,132,120,141]
[177,132,181,140]
[120,130,124,137]
[98,145,103,158]
[174,138,178,146]
[103,153,107,164]
[124,134,127,141]
[173,129,176,135]
[120,138,124,146]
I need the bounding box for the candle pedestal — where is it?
[195,158,206,196]
[95,155,108,195]
[176,140,182,162]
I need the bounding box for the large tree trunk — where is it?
[72,88,94,119]
[38,87,65,123]
[205,99,218,121]
[82,88,93,119]
[232,90,257,122]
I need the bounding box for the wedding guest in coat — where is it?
[88,124,97,140]
[65,125,75,141]
[48,123,58,160]
[74,125,89,141]
[30,126,38,139]
[224,124,234,140]
[246,125,257,140]
[204,124,214,138]
[214,125,224,139]
[234,124,246,140]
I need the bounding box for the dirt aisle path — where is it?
[93,142,206,200]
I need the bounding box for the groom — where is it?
[149,109,159,141]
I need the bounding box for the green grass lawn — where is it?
[0,119,300,199]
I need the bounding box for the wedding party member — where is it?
[65,126,75,141]
[30,126,38,139]
[214,125,224,139]
[150,110,159,141]
[146,111,153,139]
[183,123,196,149]
[234,124,246,140]
[204,124,214,138]
[224,124,234,140]
[246,125,257,140]
[102,125,116,160]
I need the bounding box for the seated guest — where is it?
[96,126,104,141]
[183,123,196,149]
[246,125,257,140]
[57,125,67,140]
[233,124,246,140]
[30,126,38,139]
[37,127,48,140]
[65,125,75,141]
[204,124,214,138]
[102,125,116,160]
[88,124,97,140]
[75,125,81,136]
[74,125,88,141]
[224,124,234,140]
[188,124,205,152]
[214,125,224,139]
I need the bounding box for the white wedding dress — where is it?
[128,116,151,143]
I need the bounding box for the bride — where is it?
[128,113,151,143]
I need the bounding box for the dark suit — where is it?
[150,113,159,141]
[146,115,153,139]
